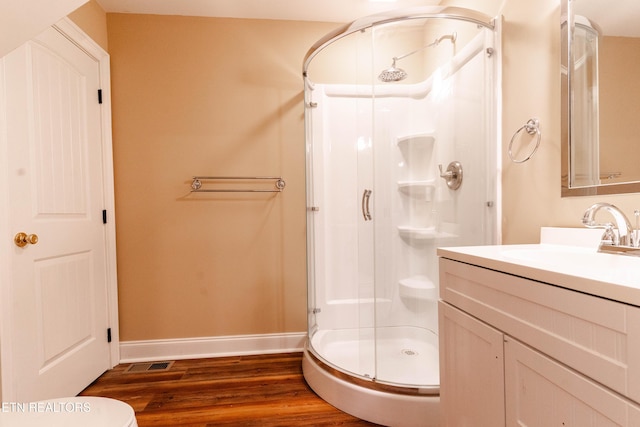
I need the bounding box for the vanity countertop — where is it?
[438,239,640,307]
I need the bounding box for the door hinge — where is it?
[98,89,103,104]
[107,328,112,343]
[102,209,107,224]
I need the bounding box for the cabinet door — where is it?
[505,337,640,427]
[440,257,640,402]
[439,301,505,427]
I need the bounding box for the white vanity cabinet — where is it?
[504,336,640,426]
[439,301,505,426]
[438,256,640,427]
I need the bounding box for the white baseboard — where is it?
[119,332,307,363]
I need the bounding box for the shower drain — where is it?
[401,348,419,356]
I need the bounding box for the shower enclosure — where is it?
[302,7,500,427]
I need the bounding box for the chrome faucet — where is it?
[582,202,636,247]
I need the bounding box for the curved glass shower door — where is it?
[304,27,379,380]
[304,8,498,391]
[370,18,498,388]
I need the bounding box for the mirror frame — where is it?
[561,0,640,196]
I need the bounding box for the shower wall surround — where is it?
[302,9,499,425]
[309,41,497,335]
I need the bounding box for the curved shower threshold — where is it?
[303,343,440,427]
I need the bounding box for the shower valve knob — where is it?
[438,161,463,190]
[438,164,453,178]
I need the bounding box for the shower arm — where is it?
[391,33,457,64]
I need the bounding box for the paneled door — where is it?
[0,22,116,401]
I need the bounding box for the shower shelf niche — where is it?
[396,133,435,150]
[397,226,458,240]
[399,276,437,301]
[398,226,436,239]
[397,180,436,199]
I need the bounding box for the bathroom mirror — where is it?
[562,0,640,196]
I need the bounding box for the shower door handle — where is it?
[361,189,372,221]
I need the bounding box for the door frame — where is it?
[0,17,119,401]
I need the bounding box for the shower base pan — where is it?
[302,327,440,427]
[310,326,439,386]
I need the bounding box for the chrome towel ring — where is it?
[508,118,541,163]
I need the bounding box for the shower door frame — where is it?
[304,82,381,382]
[303,5,500,390]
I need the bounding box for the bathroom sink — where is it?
[438,228,640,305]
[498,244,640,286]
[502,245,597,266]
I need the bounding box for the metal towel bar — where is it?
[190,176,286,193]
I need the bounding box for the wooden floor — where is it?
[80,352,380,426]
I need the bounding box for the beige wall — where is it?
[107,13,337,341]
[499,0,565,243]
[445,0,640,243]
[599,36,640,183]
[498,0,640,244]
[78,0,640,342]
[68,0,108,51]
[0,0,88,58]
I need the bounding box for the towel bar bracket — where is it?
[190,176,286,193]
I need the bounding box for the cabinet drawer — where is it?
[440,257,640,403]
[505,337,640,426]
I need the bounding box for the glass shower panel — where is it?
[304,27,377,379]
[302,8,498,424]
[370,18,497,387]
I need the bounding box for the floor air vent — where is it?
[125,361,174,373]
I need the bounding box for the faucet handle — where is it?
[601,223,617,246]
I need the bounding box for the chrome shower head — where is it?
[378,58,407,82]
[378,32,457,83]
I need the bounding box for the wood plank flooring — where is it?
[80,352,380,426]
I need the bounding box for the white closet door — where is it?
[1,24,111,401]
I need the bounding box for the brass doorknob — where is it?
[14,232,38,248]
